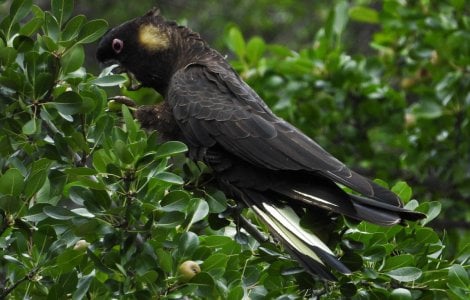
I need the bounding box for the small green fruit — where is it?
[73,239,90,251]
[178,260,201,282]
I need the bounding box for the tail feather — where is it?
[225,174,425,280]
[273,182,425,226]
[243,190,351,280]
[350,194,425,223]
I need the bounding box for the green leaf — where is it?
[114,139,134,164]
[227,27,246,59]
[61,14,86,42]
[52,91,83,115]
[77,19,108,44]
[160,190,190,212]
[44,11,60,41]
[386,267,422,282]
[202,253,228,272]
[0,47,17,66]
[349,6,379,24]
[0,168,24,196]
[63,177,107,196]
[122,104,137,139]
[155,141,188,158]
[38,34,58,51]
[19,17,43,36]
[157,211,185,228]
[246,36,266,64]
[71,208,94,218]
[72,271,95,300]
[205,190,227,213]
[9,0,33,31]
[155,172,184,185]
[228,285,244,300]
[418,201,441,225]
[22,118,40,135]
[55,248,86,274]
[333,1,349,36]
[86,249,113,274]
[156,248,173,273]
[382,254,414,271]
[189,272,215,297]
[34,73,54,98]
[448,264,470,289]
[24,158,51,198]
[90,74,127,87]
[177,231,199,259]
[22,212,48,222]
[92,150,108,174]
[3,255,23,266]
[43,205,75,220]
[51,0,73,26]
[405,199,419,211]
[415,227,440,244]
[362,245,386,262]
[391,181,412,203]
[188,198,209,226]
[61,45,84,74]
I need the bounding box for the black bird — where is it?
[96,9,425,280]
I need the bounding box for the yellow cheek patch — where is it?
[138,23,170,52]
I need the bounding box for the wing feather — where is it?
[168,64,401,206]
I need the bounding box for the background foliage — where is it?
[0,0,469,299]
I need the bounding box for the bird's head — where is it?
[96,8,207,94]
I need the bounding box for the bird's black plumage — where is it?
[97,9,425,280]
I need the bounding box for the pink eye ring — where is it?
[112,38,124,54]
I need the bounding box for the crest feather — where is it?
[146,7,161,18]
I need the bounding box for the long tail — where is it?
[241,189,351,280]
[234,179,425,280]
[272,179,425,226]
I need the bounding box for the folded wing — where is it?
[168,64,402,206]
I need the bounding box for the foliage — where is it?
[0,0,469,299]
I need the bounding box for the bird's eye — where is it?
[112,38,124,54]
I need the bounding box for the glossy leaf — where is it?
[90,74,127,86]
[160,190,190,212]
[391,181,412,203]
[246,36,266,64]
[177,231,199,259]
[155,141,188,158]
[154,172,184,185]
[386,267,422,282]
[51,0,73,26]
[9,0,33,28]
[43,205,75,220]
[188,198,209,226]
[61,14,86,42]
[24,159,52,198]
[61,45,84,73]
[0,168,24,196]
[76,19,107,44]
[349,6,379,24]
[227,27,246,59]
[52,91,83,115]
